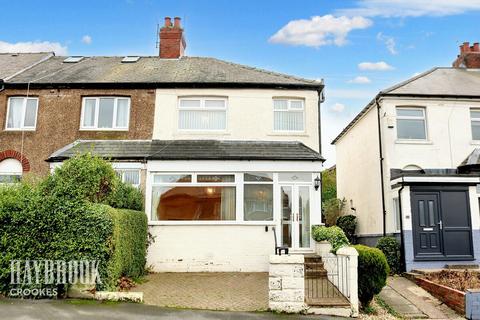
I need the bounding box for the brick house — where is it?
[0,17,325,272]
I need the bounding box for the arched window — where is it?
[0,158,23,183]
[403,164,424,172]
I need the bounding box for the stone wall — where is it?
[268,254,306,313]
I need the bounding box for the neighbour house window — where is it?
[80,97,130,130]
[273,99,305,132]
[178,97,227,131]
[115,169,141,188]
[471,109,480,140]
[244,173,274,221]
[0,159,22,184]
[396,107,427,140]
[6,97,39,130]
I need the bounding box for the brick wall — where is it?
[0,88,156,176]
[415,277,465,315]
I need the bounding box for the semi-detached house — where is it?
[0,17,325,271]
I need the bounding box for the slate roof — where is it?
[0,52,53,80]
[47,140,324,162]
[332,67,480,144]
[7,56,321,89]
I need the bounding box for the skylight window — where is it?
[63,56,84,63]
[121,56,140,63]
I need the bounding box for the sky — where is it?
[1,0,480,167]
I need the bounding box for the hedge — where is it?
[353,245,389,307]
[376,236,402,275]
[336,215,357,243]
[312,225,350,253]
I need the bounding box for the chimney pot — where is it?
[453,41,480,68]
[174,17,181,28]
[474,43,480,52]
[164,17,172,27]
[463,42,470,52]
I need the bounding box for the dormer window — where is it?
[80,97,130,130]
[396,107,427,140]
[178,97,227,131]
[273,99,305,132]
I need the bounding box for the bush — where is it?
[376,237,402,275]
[312,225,350,253]
[104,207,148,289]
[107,182,144,211]
[353,245,389,307]
[336,215,357,243]
[323,198,346,226]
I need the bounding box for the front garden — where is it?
[0,153,148,297]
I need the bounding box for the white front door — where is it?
[280,184,312,251]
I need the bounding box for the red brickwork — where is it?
[159,17,186,58]
[0,149,30,172]
[452,42,480,68]
[415,277,465,315]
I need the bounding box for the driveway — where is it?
[0,299,342,320]
[131,272,268,311]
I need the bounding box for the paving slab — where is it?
[379,286,426,318]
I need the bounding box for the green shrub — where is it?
[323,198,346,226]
[107,182,144,211]
[376,237,402,275]
[104,207,148,289]
[336,215,357,243]
[353,245,389,307]
[312,225,350,253]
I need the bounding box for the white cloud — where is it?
[348,76,371,84]
[338,0,480,17]
[269,15,372,48]
[81,35,92,45]
[0,40,68,55]
[377,32,397,55]
[330,103,346,113]
[358,61,394,71]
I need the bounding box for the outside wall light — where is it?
[314,175,321,191]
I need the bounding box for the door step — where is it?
[445,264,479,270]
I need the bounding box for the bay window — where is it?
[6,97,38,130]
[80,97,130,130]
[178,97,227,131]
[273,99,305,132]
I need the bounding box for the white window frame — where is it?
[177,97,228,132]
[273,98,305,133]
[80,97,130,131]
[396,106,428,141]
[471,108,480,141]
[115,169,141,188]
[5,97,39,131]
[243,173,274,222]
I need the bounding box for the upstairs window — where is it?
[178,97,227,131]
[273,99,305,132]
[81,97,130,130]
[6,97,38,130]
[471,109,480,140]
[396,107,427,140]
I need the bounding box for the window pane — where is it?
[98,98,114,128]
[179,110,226,130]
[7,98,24,128]
[244,184,273,221]
[83,99,96,127]
[274,111,304,131]
[0,174,21,183]
[152,186,236,221]
[116,99,129,128]
[244,172,273,182]
[278,172,311,182]
[290,100,304,109]
[204,100,225,108]
[179,99,201,108]
[23,99,38,127]
[197,174,235,183]
[471,110,480,119]
[123,170,140,185]
[397,119,426,139]
[396,108,424,117]
[273,99,288,110]
[154,174,192,183]
[472,121,480,140]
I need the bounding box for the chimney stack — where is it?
[159,16,186,59]
[453,41,480,68]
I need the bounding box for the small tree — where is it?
[336,215,357,243]
[323,198,346,226]
[321,167,336,204]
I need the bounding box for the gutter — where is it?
[375,95,387,237]
[397,177,406,272]
[317,85,325,155]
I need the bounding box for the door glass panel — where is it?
[280,186,292,248]
[419,200,425,227]
[428,200,435,227]
[298,186,310,248]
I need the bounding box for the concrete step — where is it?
[305,269,328,278]
[304,255,322,263]
[305,262,324,269]
[306,298,350,307]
